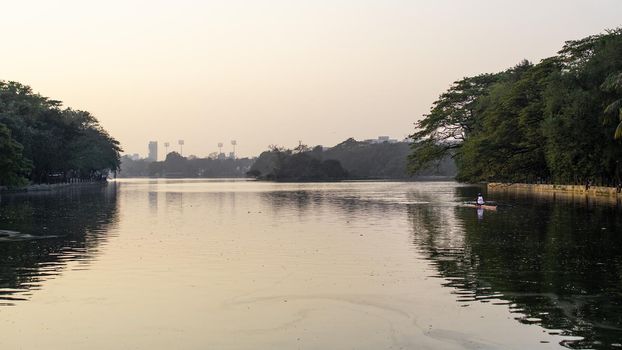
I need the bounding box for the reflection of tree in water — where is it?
[259,188,408,219]
[260,190,314,213]
[0,184,119,306]
[409,191,622,349]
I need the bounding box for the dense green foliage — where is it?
[0,124,31,187]
[248,146,349,181]
[119,152,254,178]
[325,138,455,179]
[0,81,121,187]
[409,29,622,184]
[249,139,456,181]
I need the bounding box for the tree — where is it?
[0,123,31,186]
[248,145,349,181]
[602,72,622,139]
[543,28,622,183]
[457,60,555,182]
[408,73,501,174]
[409,28,622,184]
[0,81,122,184]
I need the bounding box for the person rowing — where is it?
[477,193,485,205]
[464,193,496,211]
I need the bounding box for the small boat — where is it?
[463,201,497,211]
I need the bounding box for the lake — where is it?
[0,179,621,349]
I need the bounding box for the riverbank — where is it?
[488,182,622,198]
[0,180,108,193]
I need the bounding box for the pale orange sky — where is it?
[2,0,620,158]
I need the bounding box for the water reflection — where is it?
[411,186,622,349]
[165,191,184,214]
[258,183,441,216]
[2,179,622,349]
[0,184,119,306]
[148,191,158,213]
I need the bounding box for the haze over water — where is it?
[1,180,620,349]
[3,1,621,157]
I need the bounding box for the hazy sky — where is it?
[2,0,621,158]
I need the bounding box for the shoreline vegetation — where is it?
[0,179,108,193]
[247,144,349,181]
[0,81,121,189]
[118,152,254,178]
[119,138,456,182]
[247,139,456,181]
[407,28,622,187]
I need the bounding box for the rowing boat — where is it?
[463,202,497,211]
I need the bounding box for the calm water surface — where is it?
[0,179,621,349]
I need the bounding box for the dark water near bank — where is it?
[0,180,621,349]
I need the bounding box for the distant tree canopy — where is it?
[119,152,254,178]
[324,138,455,179]
[0,123,30,186]
[409,29,622,184]
[248,145,349,181]
[0,81,121,187]
[248,139,455,181]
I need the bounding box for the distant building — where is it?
[148,141,158,161]
[128,153,141,160]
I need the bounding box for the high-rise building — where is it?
[148,141,158,161]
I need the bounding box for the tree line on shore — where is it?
[408,28,622,185]
[119,152,254,178]
[248,144,349,181]
[248,138,456,181]
[0,81,121,187]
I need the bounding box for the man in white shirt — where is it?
[477,193,485,205]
